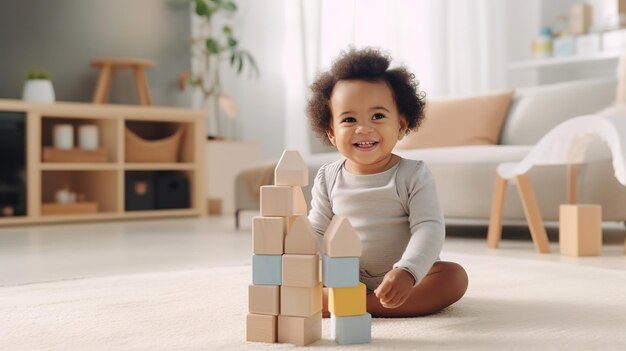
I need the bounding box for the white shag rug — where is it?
[1,253,625,350]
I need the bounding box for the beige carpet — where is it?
[1,253,625,350]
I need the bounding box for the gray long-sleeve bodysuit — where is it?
[308,157,445,291]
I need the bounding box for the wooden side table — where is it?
[91,58,156,105]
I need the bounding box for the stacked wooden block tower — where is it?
[246,149,371,346]
[323,215,372,345]
[247,150,322,346]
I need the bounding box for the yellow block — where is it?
[328,282,366,316]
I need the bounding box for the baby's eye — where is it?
[341,117,356,123]
[372,113,385,120]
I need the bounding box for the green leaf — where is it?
[195,0,209,16]
[206,38,220,54]
[243,51,259,76]
[222,25,232,34]
[227,37,237,48]
[230,52,236,66]
[237,51,243,73]
[223,1,236,11]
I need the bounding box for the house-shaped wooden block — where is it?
[323,216,361,257]
[285,215,317,255]
[274,150,309,187]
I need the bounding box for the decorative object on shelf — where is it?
[576,33,602,56]
[570,3,592,35]
[553,36,576,57]
[55,185,76,204]
[124,124,183,163]
[91,58,156,105]
[178,0,258,139]
[532,26,553,58]
[22,70,56,103]
[53,124,74,149]
[78,124,99,150]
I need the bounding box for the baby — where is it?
[306,48,468,317]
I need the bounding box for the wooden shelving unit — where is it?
[0,99,206,226]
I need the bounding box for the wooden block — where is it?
[260,185,294,217]
[293,186,307,215]
[329,283,366,316]
[249,285,280,315]
[323,215,361,257]
[246,313,277,343]
[285,215,317,254]
[322,254,359,288]
[559,204,602,256]
[207,198,222,215]
[274,150,308,186]
[252,254,282,285]
[282,254,319,287]
[42,147,108,163]
[41,202,99,215]
[277,312,322,346]
[253,216,285,255]
[331,313,372,345]
[280,282,323,317]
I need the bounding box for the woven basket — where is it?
[125,124,183,163]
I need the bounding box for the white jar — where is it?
[53,124,74,149]
[78,125,99,150]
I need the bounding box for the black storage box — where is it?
[156,172,189,209]
[125,172,156,211]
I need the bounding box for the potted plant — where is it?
[22,70,56,103]
[179,0,258,139]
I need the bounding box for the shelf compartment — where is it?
[41,117,118,163]
[41,170,119,215]
[0,111,27,218]
[124,121,194,163]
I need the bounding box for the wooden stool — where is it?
[91,58,156,105]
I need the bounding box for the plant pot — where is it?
[22,79,55,102]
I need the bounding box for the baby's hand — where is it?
[373,268,415,309]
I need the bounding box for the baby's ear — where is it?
[326,129,336,146]
[398,116,409,140]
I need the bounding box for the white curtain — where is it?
[283,0,510,154]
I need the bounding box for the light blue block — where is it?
[331,313,372,345]
[322,254,359,288]
[252,254,282,285]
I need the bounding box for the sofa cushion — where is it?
[396,91,514,149]
[500,78,617,146]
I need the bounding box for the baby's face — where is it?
[327,79,407,175]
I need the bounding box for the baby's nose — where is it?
[355,125,373,133]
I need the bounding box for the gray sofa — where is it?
[235,78,625,228]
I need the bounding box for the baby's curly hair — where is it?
[307,48,426,145]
